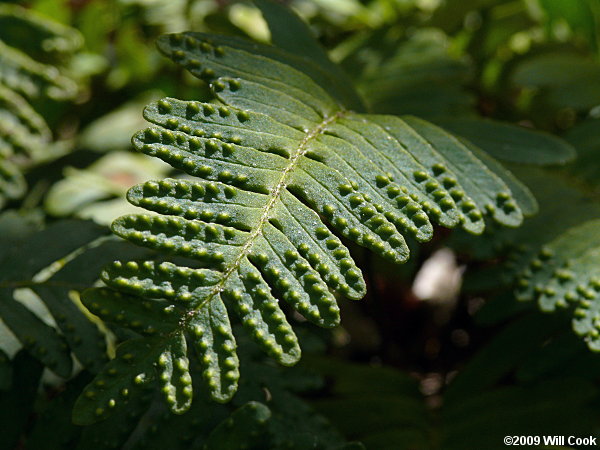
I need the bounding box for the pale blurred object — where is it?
[45,151,170,224]
[412,248,464,305]
[229,3,270,42]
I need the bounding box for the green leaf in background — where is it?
[538,0,599,52]
[358,30,474,118]
[511,52,600,110]
[0,351,44,450]
[203,401,271,449]
[45,151,170,223]
[564,117,600,193]
[436,117,576,165]
[0,215,153,376]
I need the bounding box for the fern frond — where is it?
[0,4,82,58]
[79,13,535,415]
[0,5,81,207]
[0,39,77,101]
[0,84,50,158]
[0,159,26,207]
[515,219,600,350]
[449,167,600,351]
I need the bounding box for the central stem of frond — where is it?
[185,110,346,320]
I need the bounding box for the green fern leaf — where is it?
[36,328,356,448]
[0,159,26,207]
[76,375,155,450]
[253,0,364,111]
[80,26,533,416]
[516,219,600,350]
[450,169,600,351]
[0,4,83,58]
[0,5,80,207]
[0,84,50,158]
[25,373,87,449]
[0,39,77,101]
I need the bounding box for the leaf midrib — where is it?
[182,111,346,324]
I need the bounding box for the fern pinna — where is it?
[75,6,535,422]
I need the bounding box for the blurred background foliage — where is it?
[1,0,600,448]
